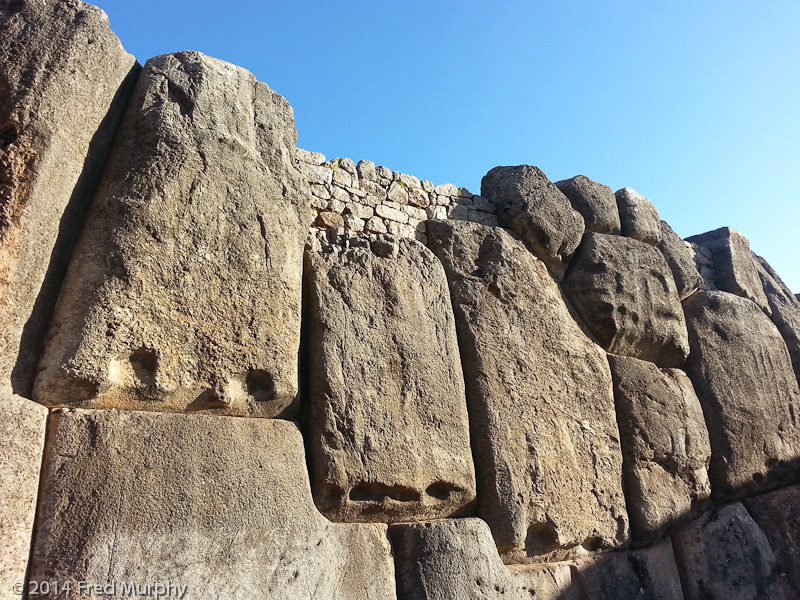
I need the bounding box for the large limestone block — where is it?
[562,233,690,367]
[555,174,621,235]
[743,485,800,597]
[686,227,771,315]
[390,519,579,600]
[29,410,397,600]
[658,221,702,300]
[480,165,584,281]
[0,392,48,598]
[305,236,476,522]
[34,52,313,417]
[608,355,711,545]
[0,0,140,396]
[427,220,628,563]
[572,538,685,600]
[672,503,785,600]
[615,188,661,245]
[754,253,800,386]
[683,291,800,501]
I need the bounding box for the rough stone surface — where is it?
[572,538,684,600]
[33,52,313,417]
[481,165,584,281]
[615,188,661,245]
[0,391,48,596]
[555,175,621,235]
[686,227,771,315]
[658,220,703,300]
[390,519,579,600]
[29,410,396,600]
[754,253,800,386]
[427,220,628,563]
[672,503,785,600]
[0,0,140,396]
[608,355,711,545]
[305,236,476,523]
[562,233,690,367]
[683,290,800,501]
[743,485,800,597]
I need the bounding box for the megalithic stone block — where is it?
[305,236,476,523]
[555,175,621,235]
[390,519,579,600]
[658,220,702,300]
[608,355,711,546]
[0,0,140,396]
[0,391,48,596]
[615,188,661,246]
[562,233,690,368]
[29,410,397,600]
[33,52,313,417]
[683,290,800,501]
[427,220,628,563]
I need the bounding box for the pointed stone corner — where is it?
[29,410,396,599]
[33,51,314,418]
[683,290,800,501]
[305,236,476,522]
[390,518,579,600]
[0,0,140,396]
[0,391,48,595]
[427,220,628,563]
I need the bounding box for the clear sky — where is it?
[93,0,800,292]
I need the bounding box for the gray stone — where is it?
[471,195,495,212]
[346,202,374,220]
[447,204,470,220]
[481,165,584,281]
[672,503,785,600]
[365,216,388,234]
[395,172,420,188]
[332,167,353,188]
[572,538,684,600]
[615,188,661,245]
[386,181,409,205]
[468,210,500,227]
[608,355,711,545]
[294,147,325,165]
[458,186,473,198]
[658,221,703,300]
[683,291,800,501]
[29,410,397,600]
[376,165,393,180]
[434,182,458,196]
[407,187,430,208]
[562,233,690,367]
[305,238,476,523]
[0,391,48,595]
[356,159,376,182]
[390,519,578,600]
[427,220,628,563]
[426,205,447,220]
[33,52,313,418]
[686,227,771,315]
[305,163,334,185]
[338,157,356,175]
[375,202,408,223]
[555,175,621,235]
[0,0,140,396]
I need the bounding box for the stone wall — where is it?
[2,2,800,599]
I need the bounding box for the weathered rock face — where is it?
[572,538,684,600]
[658,220,703,300]
[427,220,628,562]
[0,0,140,396]
[615,188,661,246]
[683,291,800,501]
[743,485,800,597]
[562,233,690,367]
[608,355,711,545]
[304,236,476,523]
[480,165,584,280]
[686,227,771,315]
[0,392,48,595]
[555,175,621,235]
[390,519,578,600]
[754,253,800,386]
[33,52,313,417]
[671,503,785,600]
[29,410,397,600]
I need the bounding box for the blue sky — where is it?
[94,0,800,292]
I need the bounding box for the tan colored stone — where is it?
[0,0,140,396]
[318,210,345,229]
[386,181,409,205]
[29,410,396,600]
[658,220,703,300]
[305,237,476,522]
[427,220,628,562]
[556,175,621,235]
[615,187,661,245]
[33,52,313,418]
